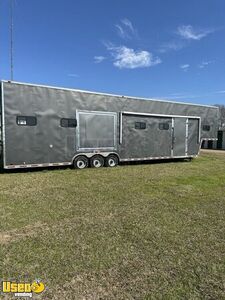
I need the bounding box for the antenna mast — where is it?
[10,0,14,81]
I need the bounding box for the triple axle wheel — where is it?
[73,154,118,169]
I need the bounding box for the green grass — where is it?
[1,152,225,299]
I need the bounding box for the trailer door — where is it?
[188,118,200,155]
[172,118,186,157]
[121,114,172,159]
[172,117,200,157]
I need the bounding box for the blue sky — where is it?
[0,0,225,105]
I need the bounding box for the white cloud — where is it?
[177,25,213,40]
[159,24,215,54]
[115,24,128,39]
[198,60,213,69]
[159,41,185,53]
[216,90,225,94]
[107,45,161,69]
[94,56,106,63]
[169,93,186,97]
[180,64,190,72]
[121,18,136,34]
[68,73,79,77]
[115,18,137,39]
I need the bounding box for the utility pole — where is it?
[10,0,14,81]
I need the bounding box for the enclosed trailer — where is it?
[202,127,225,150]
[0,81,219,170]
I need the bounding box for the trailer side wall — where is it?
[2,81,219,168]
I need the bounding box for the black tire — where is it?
[73,156,88,169]
[105,154,119,167]
[184,157,193,162]
[90,155,104,168]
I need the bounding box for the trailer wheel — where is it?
[105,154,119,167]
[90,155,104,168]
[73,156,88,169]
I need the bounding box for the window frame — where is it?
[135,122,146,130]
[16,116,37,126]
[77,110,117,150]
[159,122,169,130]
[202,125,211,131]
[60,118,77,128]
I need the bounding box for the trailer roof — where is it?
[1,80,218,109]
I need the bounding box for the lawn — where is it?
[1,151,225,299]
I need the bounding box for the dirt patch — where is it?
[0,233,12,244]
[46,270,138,300]
[0,222,48,245]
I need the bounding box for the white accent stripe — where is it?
[4,162,72,169]
[185,118,189,156]
[120,155,196,162]
[202,138,218,141]
[122,111,201,119]
[119,112,123,144]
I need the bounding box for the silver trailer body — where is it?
[0,81,219,169]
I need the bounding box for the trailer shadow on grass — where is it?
[0,165,69,174]
[121,157,192,166]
